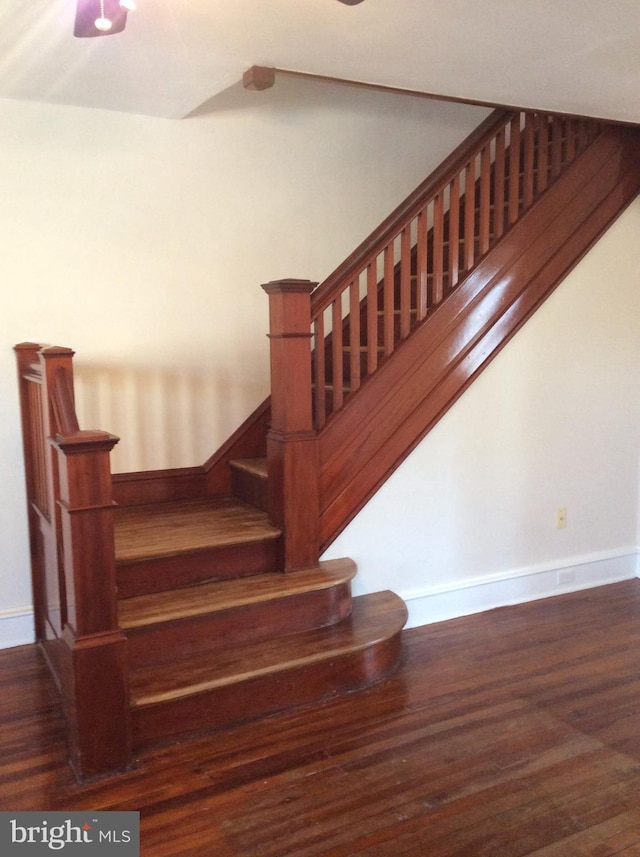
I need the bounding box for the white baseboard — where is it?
[0,607,35,650]
[2,549,638,647]
[401,548,640,629]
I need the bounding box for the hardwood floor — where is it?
[3,579,640,856]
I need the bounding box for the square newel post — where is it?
[39,344,131,780]
[52,429,132,780]
[262,279,320,572]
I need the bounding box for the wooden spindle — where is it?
[537,115,549,194]
[508,114,522,224]
[522,114,535,208]
[349,280,361,394]
[494,128,506,239]
[332,297,344,412]
[366,262,379,373]
[433,191,444,306]
[416,207,428,321]
[400,226,412,339]
[383,243,395,356]
[448,175,460,290]
[464,160,476,271]
[551,116,563,178]
[314,314,326,428]
[479,144,491,254]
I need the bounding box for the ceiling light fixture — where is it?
[74,0,136,38]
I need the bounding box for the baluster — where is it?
[313,313,326,428]
[416,207,428,321]
[400,225,412,339]
[464,159,476,271]
[494,127,506,240]
[479,144,491,254]
[383,243,395,356]
[349,280,361,394]
[522,114,535,208]
[508,114,522,224]
[432,191,444,306]
[537,115,549,194]
[448,175,460,290]
[366,262,379,373]
[565,118,577,163]
[332,297,344,411]
[551,116,563,178]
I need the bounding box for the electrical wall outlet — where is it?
[556,507,567,529]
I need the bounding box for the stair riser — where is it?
[230,467,268,512]
[117,537,283,598]
[132,631,404,750]
[125,583,353,669]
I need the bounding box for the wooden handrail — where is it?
[310,109,512,315]
[309,110,603,428]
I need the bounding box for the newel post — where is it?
[41,348,131,780]
[262,279,320,572]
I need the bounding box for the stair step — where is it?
[114,496,282,597]
[229,457,268,511]
[120,559,357,667]
[229,457,267,479]
[129,590,407,748]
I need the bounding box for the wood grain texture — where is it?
[130,590,406,748]
[120,559,357,668]
[318,125,640,549]
[4,580,640,857]
[114,497,280,562]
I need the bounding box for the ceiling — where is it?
[1,0,639,122]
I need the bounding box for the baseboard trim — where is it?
[0,607,35,650]
[3,550,638,646]
[401,548,639,629]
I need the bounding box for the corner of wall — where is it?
[0,607,35,650]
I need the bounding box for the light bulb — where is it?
[94,16,113,31]
[119,0,137,9]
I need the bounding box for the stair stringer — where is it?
[317,125,640,551]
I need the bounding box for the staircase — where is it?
[14,108,640,780]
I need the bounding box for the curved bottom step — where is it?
[131,590,407,749]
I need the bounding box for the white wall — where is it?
[324,198,640,625]
[0,78,490,647]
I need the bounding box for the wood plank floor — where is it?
[3,579,640,856]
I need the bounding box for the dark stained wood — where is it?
[120,558,357,668]
[111,400,271,507]
[262,280,320,571]
[13,343,131,780]
[318,124,640,548]
[310,111,601,433]
[3,580,640,857]
[112,466,209,507]
[130,590,407,749]
[114,497,283,597]
[229,456,269,511]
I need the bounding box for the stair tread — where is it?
[229,457,267,478]
[114,496,281,563]
[130,590,407,707]
[119,558,357,629]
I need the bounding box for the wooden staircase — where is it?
[14,108,640,781]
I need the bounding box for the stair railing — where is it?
[309,110,602,428]
[263,110,601,568]
[14,343,131,780]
